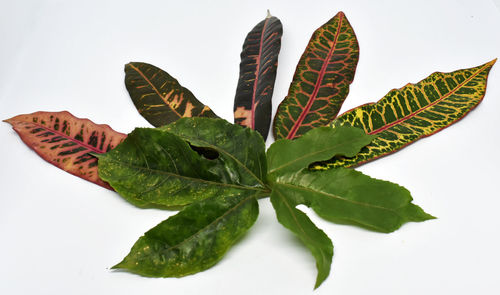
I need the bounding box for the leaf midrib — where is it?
[129,63,183,118]
[286,13,344,139]
[364,63,490,135]
[102,157,265,192]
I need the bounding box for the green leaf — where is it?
[234,12,282,140]
[267,126,374,178]
[97,120,267,208]
[161,117,267,188]
[271,168,434,233]
[313,59,496,169]
[270,186,333,289]
[273,12,360,140]
[125,62,218,127]
[113,191,259,277]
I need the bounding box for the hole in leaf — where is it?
[189,144,220,160]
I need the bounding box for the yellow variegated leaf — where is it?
[313,59,496,169]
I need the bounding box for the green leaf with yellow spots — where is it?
[273,12,359,140]
[96,118,268,208]
[125,62,219,127]
[4,111,126,189]
[112,191,259,277]
[312,59,496,169]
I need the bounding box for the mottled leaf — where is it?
[161,117,267,188]
[270,186,333,289]
[313,59,496,169]
[267,126,374,178]
[125,62,218,127]
[273,12,359,140]
[113,191,259,277]
[271,168,434,233]
[97,118,268,208]
[234,11,282,140]
[4,111,126,189]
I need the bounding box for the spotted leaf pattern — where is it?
[125,62,218,127]
[273,12,359,140]
[233,12,282,140]
[4,111,126,189]
[313,60,496,169]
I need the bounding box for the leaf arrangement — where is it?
[4,11,495,290]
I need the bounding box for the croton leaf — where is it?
[4,111,126,189]
[97,118,268,208]
[113,191,259,277]
[270,168,434,233]
[161,117,267,188]
[125,62,218,127]
[273,11,359,140]
[267,126,374,178]
[312,59,496,169]
[270,186,333,289]
[233,11,282,140]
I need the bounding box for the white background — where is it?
[1,0,500,294]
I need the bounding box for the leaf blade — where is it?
[270,186,333,289]
[315,59,496,168]
[234,13,283,140]
[272,168,434,233]
[113,191,259,277]
[273,12,359,140]
[161,117,267,188]
[97,126,263,208]
[125,62,218,127]
[4,111,126,189]
[267,126,374,178]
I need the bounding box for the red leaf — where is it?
[4,111,126,189]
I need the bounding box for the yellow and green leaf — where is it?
[125,62,218,127]
[273,12,359,140]
[4,111,126,189]
[313,59,496,169]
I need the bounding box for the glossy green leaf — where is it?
[4,111,126,190]
[161,117,267,188]
[267,126,374,178]
[113,191,259,277]
[271,168,434,233]
[273,12,360,140]
[234,12,282,140]
[97,120,267,208]
[125,62,218,127]
[314,59,496,169]
[270,186,333,289]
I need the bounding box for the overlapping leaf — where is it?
[270,187,333,289]
[161,117,267,188]
[97,118,268,208]
[273,12,359,140]
[4,111,126,189]
[113,191,259,277]
[267,126,374,178]
[312,59,496,169]
[233,12,282,140]
[125,62,218,127]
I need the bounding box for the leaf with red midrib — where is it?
[233,11,282,140]
[273,12,359,140]
[4,111,126,189]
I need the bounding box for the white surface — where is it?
[1,0,500,294]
